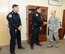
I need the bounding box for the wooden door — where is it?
[62,10,65,37]
[26,5,48,43]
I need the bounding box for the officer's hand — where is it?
[43,22,47,25]
[18,25,22,31]
[40,27,42,30]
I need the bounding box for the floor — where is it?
[0,40,65,54]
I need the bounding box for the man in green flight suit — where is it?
[47,10,60,48]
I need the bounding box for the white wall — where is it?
[8,0,64,40]
[0,0,10,46]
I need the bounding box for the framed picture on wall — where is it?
[48,0,62,6]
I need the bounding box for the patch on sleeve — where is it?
[8,14,12,18]
[36,13,38,16]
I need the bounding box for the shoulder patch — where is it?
[36,13,38,16]
[8,14,12,18]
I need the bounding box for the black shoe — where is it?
[30,45,34,49]
[18,46,25,49]
[36,44,42,46]
[11,52,16,54]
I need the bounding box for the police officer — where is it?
[30,7,42,49]
[47,10,60,48]
[6,4,25,54]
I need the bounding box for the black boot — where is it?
[30,45,34,49]
[18,46,25,49]
[36,43,42,46]
[11,52,16,54]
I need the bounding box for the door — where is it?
[26,5,48,43]
[62,10,65,37]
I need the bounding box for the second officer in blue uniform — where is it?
[30,7,42,49]
[6,4,25,54]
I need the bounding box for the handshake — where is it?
[18,25,22,31]
[43,22,48,25]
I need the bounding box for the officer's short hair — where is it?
[36,7,41,10]
[12,4,18,8]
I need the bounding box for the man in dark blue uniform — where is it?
[30,7,42,49]
[6,4,25,54]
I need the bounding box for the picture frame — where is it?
[48,0,62,6]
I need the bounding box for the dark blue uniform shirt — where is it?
[6,11,21,30]
[32,12,41,27]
